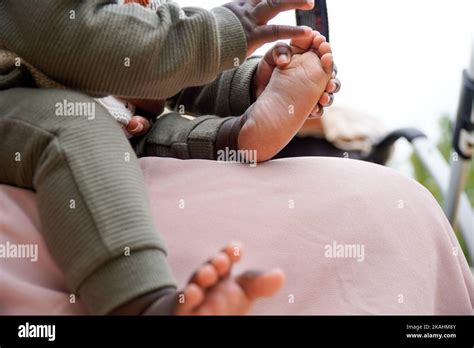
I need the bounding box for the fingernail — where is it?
[278,54,289,65]
[309,110,322,119]
[131,123,143,133]
[299,26,312,34]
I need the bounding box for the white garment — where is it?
[95,96,136,138]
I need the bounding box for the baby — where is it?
[0,0,338,316]
[98,1,340,315]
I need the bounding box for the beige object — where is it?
[298,106,387,155]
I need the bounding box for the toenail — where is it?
[130,123,143,133]
[332,64,338,77]
[308,105,322,119]
[326,94,334,106]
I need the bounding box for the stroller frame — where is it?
[296,2,474,262]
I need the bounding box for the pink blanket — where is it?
[0,157,472,314]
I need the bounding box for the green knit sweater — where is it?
[0,0,259,159]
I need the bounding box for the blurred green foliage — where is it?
[410,115,473,263]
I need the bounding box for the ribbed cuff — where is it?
[215,114,248,157]
[187,116,230,159]
[229,57,260,115]
[78,249,176,315]
[211,7,247,72]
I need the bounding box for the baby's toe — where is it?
[318,41,332,56]
[326,78,341,93]
[175,283,204,315]
[312,34,327,55]
[237,269,285,300]
[321,53,334,75]
[223,241,243,263]
[193,263,219,288]
[211,252,231,277]
[309,104,324,119]
[319,92,334,107]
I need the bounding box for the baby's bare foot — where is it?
[141,242,284,315]
[238,36,334,162]
[174,242,284,315]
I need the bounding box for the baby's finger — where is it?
[127,115,151,136]
[325,78,341,93]
[319,93,334,107]
[253,0,314,24]
[289,30,318,53]
[254,25,310,45]
[268,42,293,67]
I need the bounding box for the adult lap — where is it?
[144,157,473,314]
[0,157,472,314]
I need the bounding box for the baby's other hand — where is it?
[127,115,151,136]
[223,0,313,56]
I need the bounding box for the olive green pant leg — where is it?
[0,88,176,314]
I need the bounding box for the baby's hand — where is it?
[223,0,314,56]
[127,115,151,136]
[121,98,167,136]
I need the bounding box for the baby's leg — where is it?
[238,36,334,162]
[0,88,176,314]
[0,88,283,315]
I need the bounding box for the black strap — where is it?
[295,0,330,42]
[452,70,474,159]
